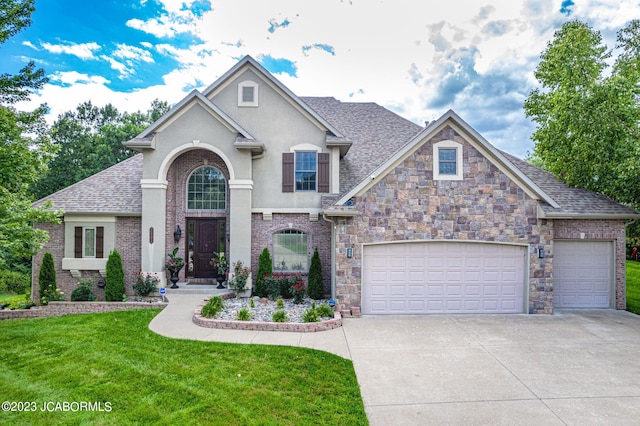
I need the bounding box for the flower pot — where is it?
[169,271,180,288]
[216,274,226,289]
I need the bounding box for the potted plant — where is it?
[210,252,228,289]
[229,260,251,297]
[165,247,185,288]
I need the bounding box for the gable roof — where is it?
[33,154,143,215]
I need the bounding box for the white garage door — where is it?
[362,242,526,314]
[554,241,612,308]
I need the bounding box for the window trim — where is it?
[433,140,463,181]
[237,80,259,107]
[83,227,97,258]
[295,151,318,192]
[186,166,227,211]
[273,229,308,272]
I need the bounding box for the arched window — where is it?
[273,230,308,271]
[187,166,226,210]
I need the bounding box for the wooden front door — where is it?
[187,219,226,278]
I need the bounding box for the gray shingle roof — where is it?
[33,154,142,214]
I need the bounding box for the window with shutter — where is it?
[317,153,330,193]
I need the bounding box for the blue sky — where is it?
[2,0,639,157]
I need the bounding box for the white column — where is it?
[229,179,253,291]
[141,179,168,287]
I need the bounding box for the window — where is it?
[187,166,226,210]
[273,230,308,271]
[84,228,96,257]
[433,140,463,181]
[295,152,317,191]
[238,81,259,107]
[74,226,104,258]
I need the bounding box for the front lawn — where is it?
[0,309,367,425]
[627,260,640,315]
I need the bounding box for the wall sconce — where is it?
[346,247,353,258]
[174,225,182,243]
[226,230,230,242]
[538,248,545,259]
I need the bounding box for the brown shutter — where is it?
[317,153,330,193]
[282,152,294,192]
[74,227,83,258]
[96,227,104,258]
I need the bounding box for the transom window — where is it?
[273,230,308,271]
[295,152,317,191]
[187,166,226,210]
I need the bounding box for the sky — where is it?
[2,0,640,158]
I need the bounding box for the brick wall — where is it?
[117,216,142,294]
[334,126,553,313]
[251,213,332,296]
[554,219,627,309]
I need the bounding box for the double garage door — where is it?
[362,242,526,314]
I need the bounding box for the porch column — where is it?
[141,179,168,287]
[229,180,253,289]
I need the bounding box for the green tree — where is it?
[307,248,323,299]
[104,250,125,301]
[38,252,57,303]
[31,100,170,199]
[255,248,273,298]
[0,0,60,273]
[524,20,640,207]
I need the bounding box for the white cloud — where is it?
[41,41,101,60]
[113,44,154,63]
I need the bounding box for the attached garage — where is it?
[362,242,527,314]
[554,241,613,308]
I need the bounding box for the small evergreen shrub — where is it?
[272,310,287,323]
[71,279,96,301]
[105,250,125,301]
[38,252,62,304]
[236,307,251,321]
[255,248,273,297]
[307,248,323,299]
[276,298,285,309]
[201,296,225,318]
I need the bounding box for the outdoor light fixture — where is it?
[538,248,545,259]
[174,225,182,243]
[346,247,353,258]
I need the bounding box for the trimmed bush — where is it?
[105,250,125,301]
[71,279,96,301]
[0,270,30,294]
[255,248,273,298]
[307,248,323,299]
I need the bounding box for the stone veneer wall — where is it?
[165,149,230,281]
[333,126,554,314]
[32,217,142,302]
[251,213,332,296]
[553,219,627,309]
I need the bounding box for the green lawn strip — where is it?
[0,309,367,425]
[626,260,640,315]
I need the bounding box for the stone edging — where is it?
[192,301,343,332]
[0,301,168,320]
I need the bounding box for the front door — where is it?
[187,219,226,278]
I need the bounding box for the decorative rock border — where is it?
[0,301,168,320]
[193,298,343,332]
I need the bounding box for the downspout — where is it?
[322,213,337,299]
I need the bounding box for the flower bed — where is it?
[193,297,342,332]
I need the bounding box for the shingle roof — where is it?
[33,154,142,214]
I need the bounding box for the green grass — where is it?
[0,310,367,425]
[627,260,640,315]
[0,293,17,303]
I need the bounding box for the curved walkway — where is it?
[150,295,640,425]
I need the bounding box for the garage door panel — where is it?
[554,241,612,309]
[363,242,525,314]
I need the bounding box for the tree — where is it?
[307,248,323,299]
[255,248,273,298]
[31,100,170,199]
[0,0,60,273]
[524,20,640,208]
[38,252,57,303]
[104,250,125,301]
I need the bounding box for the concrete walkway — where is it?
[150,294,640,425]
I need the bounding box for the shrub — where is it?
[316,304,334,318]
[262,273,301,300]
[255,248,273,297]
[288,276,306,304]
[236,307,251,321]
[38,252,62,304]
[276,298,284,309]
[302,303,320,323]
[71,279,96,301]
[229,260,251,294]
[201,296,225,318]
[0,270,30,294]
[105,250,125,301]
[272,310,287,323]
[132,272,159,297]
[307,248,323,299]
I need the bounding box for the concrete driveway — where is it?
[343,310,640,425]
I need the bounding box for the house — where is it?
[32,55,640,314]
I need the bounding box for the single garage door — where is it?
[362,242,526,314]
[554,241,612,308]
